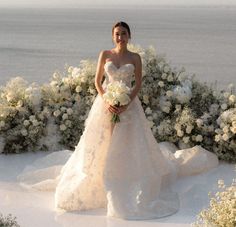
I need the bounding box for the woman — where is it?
[54,21,181,219]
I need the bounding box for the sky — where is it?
[0,0,236,8]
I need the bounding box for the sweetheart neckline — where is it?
[104,61,135,70]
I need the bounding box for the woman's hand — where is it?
[117,104,129,114]
[104,102,120,114]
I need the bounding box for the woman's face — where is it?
[112,26,130,47]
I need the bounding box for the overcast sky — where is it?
[1,0,236,8]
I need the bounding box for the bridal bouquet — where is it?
[103,80,131,123]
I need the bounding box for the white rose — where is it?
[75,86,82,93]
[65,120,72,127]
[166,90,173,97]
[229,95,236,103]
[143,95,149,104]
[221,103,227,110]
[32,120,39,126]
[174,123,181,130]
[23,120,30,126]
[145,107,152,115]
[17,100,24,107]
[53,110,61,117]
[222,133,229,141]
[20,129,28,136]
[215,135,221,142]
[162,106,170,113]
[183,136,190,144]
[177,130,184,137]
[60,124,67,131]
[196,119,203,127]
[29,115,36,121]
[67,108,73,115]
[186,125,193,134]
[68,66,74,73]
[230,126,236,134]
[161,73,167,79]
[167,75,173,82]
[223,126,229,133]
[158,81,165,87]
[62,113,68,120]
[196,134,203,142]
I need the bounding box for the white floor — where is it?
[0,151,235,227]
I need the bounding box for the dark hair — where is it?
[112,21,131,39]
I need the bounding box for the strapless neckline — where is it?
[104,61,135,70]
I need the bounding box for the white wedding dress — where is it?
[17,61,219,220]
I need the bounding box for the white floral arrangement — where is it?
[103,80,131,123]
[0,44,235,162]
[192,173,236,227]
[0,77,47,153]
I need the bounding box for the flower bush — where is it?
[0,212,20,227]
[192,174,236,227]
[0,44,235,162]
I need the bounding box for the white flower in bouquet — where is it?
[183,136,190,144]
[23,120,30,126]
[196,119,204,128]
[230,126,236,134]
[221,103,228,110]
[53,110,61,117]
[161,73,167,80]
[186,125,193,134]
[167,74,173,82]
[143,95,149,104]
[222,133,229,141]
[20,128,28,136]
[229,94,236,103]
[29,115,36,122]
[67,108,73,115]
[195,134,203,142]
[103,80,131,123]
[158,81,165,87]
[62,113,68,120]
[145,107,152,115]
[60,124,67,131]
[177,130,184,137]
[32,120,39,127]
[215,134,221,142]
[166,90,173,97]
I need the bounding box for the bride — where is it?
[17,21,219,220]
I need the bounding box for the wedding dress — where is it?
[17,61,219,220]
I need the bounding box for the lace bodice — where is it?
[104,61,135,88]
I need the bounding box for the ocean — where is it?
[0,6,235,90]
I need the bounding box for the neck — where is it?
[114,45,128,55]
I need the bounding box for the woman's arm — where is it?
[95,50,107,97]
